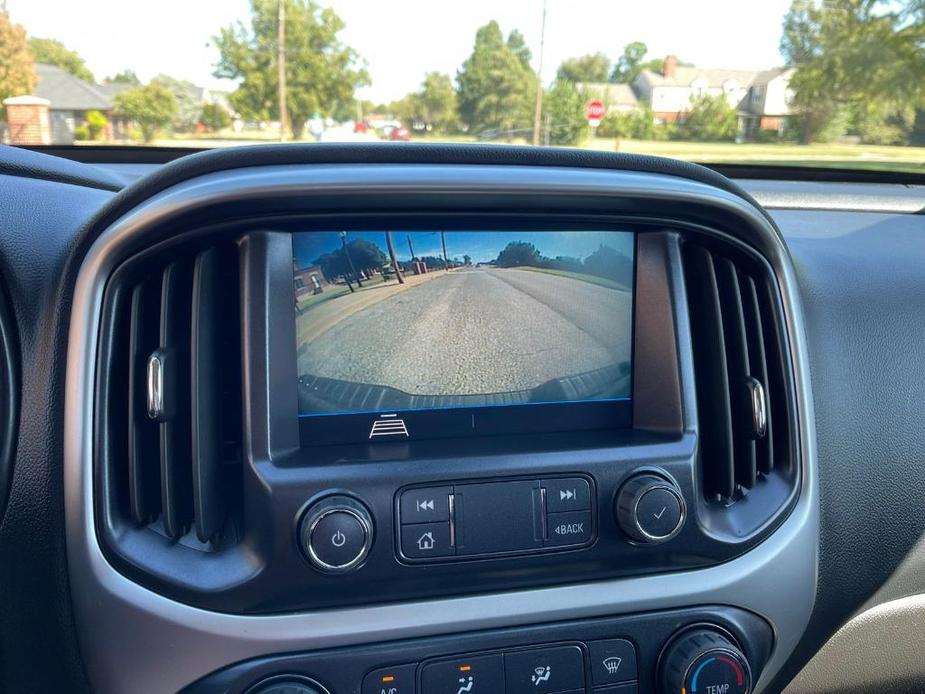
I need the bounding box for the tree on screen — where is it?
[315,239,387,281]
[496,241,542,268]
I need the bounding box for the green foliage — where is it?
[106,70,141,85]
[392,72,458,132]
[85,110,108,140]
[0,12,36,104]
[609,42,688,83]
[596,104,658,139]
[678,94,738,142]
[557,53,610,83]
[496,241,542,267]
[200,103,232,131]
[542,80,589,146]
[113,84,177,143]
[456,20,535,138]
[28,37,94,82]
[610,42,648,83]
[314,238,387,281]
[213,0,369,138]
[152,74,202,132]
[781,0,925,144]
[73,124,89,141]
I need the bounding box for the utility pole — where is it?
[340,231,363,288]
[440,231,450,271]
[277,0,288,142]
[531,0,548,146]
[386,231,404,284]
[407,235,417,261]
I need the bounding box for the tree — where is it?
[28,38,94,82]
[200,103,232,131]
[462,254,472,266]
[780,0,921,144]
[456,20,535,138]
[0,12,36,104]
[418,72,457,132]
[106,70,141,85]
[152,74,202,132]
[678,94,738,141]
[609,41,691,83]
[314,238,387,280]
[85,110,108,140]
[610,42,648,83]
[213,0,369,138]
[542,80,589,146]
[557,53,610,83]
[496,241,542,268]
[113,84,177,143]
[392,72,458,132]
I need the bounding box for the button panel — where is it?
[396,476,595,562]
[368,639,639,694]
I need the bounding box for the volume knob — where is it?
[299,495,374,574]
[615,473,685,543]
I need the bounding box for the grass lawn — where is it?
[585,138,925,173]
[517,266,629,291]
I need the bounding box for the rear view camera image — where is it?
[294,230,634,415]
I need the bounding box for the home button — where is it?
[400,521,454,558]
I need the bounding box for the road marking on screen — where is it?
[368,414,409,439]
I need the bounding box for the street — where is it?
[297,267,632,398]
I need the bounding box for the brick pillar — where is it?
[3,96,52,145]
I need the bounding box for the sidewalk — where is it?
[296,270,451,347]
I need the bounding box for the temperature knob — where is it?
[660,628,751,694]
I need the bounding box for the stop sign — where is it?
[585,100,606,123]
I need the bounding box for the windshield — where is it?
[2,1,923,173]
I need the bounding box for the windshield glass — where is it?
[2,1,923,172]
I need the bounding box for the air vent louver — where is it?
[683,240,792,503]
[108,242,243,546]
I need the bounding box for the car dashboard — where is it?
[0,143,923,694]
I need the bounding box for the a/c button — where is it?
[545,511,593,547]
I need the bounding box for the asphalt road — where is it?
[297,267,632,396]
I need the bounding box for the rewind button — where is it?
[400,486,451,523]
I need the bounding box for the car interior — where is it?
[3,2,925,693]
[1,139,924,694]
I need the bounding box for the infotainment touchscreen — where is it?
[293,230,634,444]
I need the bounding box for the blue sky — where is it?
[293,230,634,269]
[8,0,793,104]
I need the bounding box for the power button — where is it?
[299,496,374,573]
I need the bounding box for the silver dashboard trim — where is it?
[64,164,818,693]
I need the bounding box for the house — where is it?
[34,63,114,143]
[293,263,330,298]
[633,55,794,133]
[576,82,639,114]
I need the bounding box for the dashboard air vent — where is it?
[104,241,243,546]
[682,240,793,503]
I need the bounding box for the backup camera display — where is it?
[293,230,634,426]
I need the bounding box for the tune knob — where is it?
[615,473,686,543]
[660,628,751,694]
[299,495,374,574]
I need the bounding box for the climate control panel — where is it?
[184,607,770,694]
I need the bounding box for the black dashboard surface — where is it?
[0,144,922,692]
